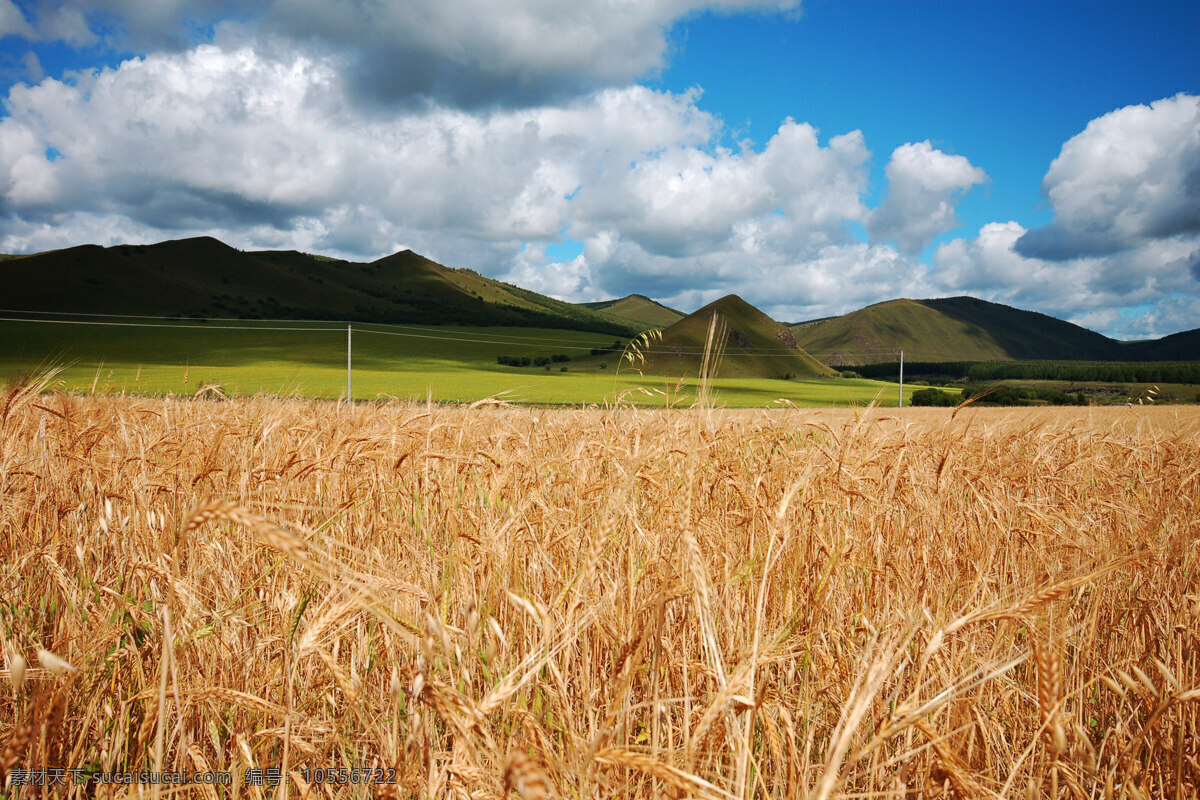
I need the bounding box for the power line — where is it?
[0,314,614,352]
[352,326,600,350]
[0,308,630,347]
[0,308,336,323]
[0,313,931,361]
[0,308,909,352]
[0,316,341,333]
[359,327,908,358]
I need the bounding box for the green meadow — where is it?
[0,317,923,406]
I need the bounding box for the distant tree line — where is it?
[198,298,640,337]
[590,340,627,355]
[961,385,1088,406]
[497,354,572,367]
[860,360,1200,384]
[910,385,1088,407]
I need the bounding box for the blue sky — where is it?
[0,0,1197,337]
[667,4,1196,218]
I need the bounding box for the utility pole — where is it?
[898,349,904,408]
[347,324,352,402]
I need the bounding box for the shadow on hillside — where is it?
[0,320,474,371]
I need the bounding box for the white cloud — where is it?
[751,243,931,322]
[8,0,260,49]
[21,51,43,82]
[0,0,31,39]
[7,0,800,107]
[1113,293,1200,341]
[570,120,869,257]
[933,220,1200,337]
[563,230,926,324]
[1016,93,1200,260]
[866,140,986,254]
[926,95,1200,338]
[18,3,97,46]
[502,246,599,302]
[0,45,717,250]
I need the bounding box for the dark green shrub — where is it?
[910,388,957,407]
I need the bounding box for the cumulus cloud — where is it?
[0,0,32,39]
[539,230,926,325]
[933,220,1200,337]
[492,117,884,317]
[275,0,804,107]
[934,222,1063,303]
[8,0,265,49]
[927,95,1200,338]
[1015,93,1200,261]
[570,120,869,257]
[6,0,799,108]
[1114,293,1200,341]
[503,246,599,302]
[731,242,931,322]
[0,46,716,251]
[20,51,43,81]
[866,140,986,254]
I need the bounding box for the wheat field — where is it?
[1,383,1198,798]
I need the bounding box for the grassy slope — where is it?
[1122,328,1200,360]
[0,237,640,336]
[793,296,1131,364]
[0,244,900,405]
[0,317,915,407]
[580,294,684,328]
[619,294,837,380]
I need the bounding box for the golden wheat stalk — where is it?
[1034,638,1066,757]
[503,751,552,800]
[595,747,736,800]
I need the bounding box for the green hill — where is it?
[791,297,1139,365]
[1122,329,1200,361]
[580,294,683,328]
[629,294,836,379]
[0,237,640,336]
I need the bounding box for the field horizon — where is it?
[0,317,921,408]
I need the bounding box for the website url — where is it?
[3,768,233,787]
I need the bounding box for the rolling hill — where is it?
[6,237,1195,365]
[581,294,684,328]
[625,294,837,379]
[790,296,1197,365]
[0,237,641,336]
[1121,329,1200,361]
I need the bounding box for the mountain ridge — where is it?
[791,296,1197,364]
[580,294,684,328]
[623,294,837,379]
[0,236,641,336]
[2,236,1195,363]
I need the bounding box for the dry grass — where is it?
[1,384,1198,798]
